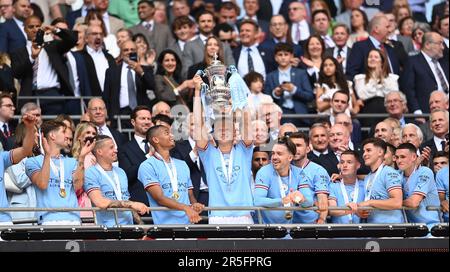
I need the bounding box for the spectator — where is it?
[432,151,449,174]
[152,101,171,117]
[325,24,352,73]
[402,32,449,114]
[438,15,449,59]
[298,35,325,87]
[237,0,270,38]
[288,1,311,45]
[354,49,400,127]
[401,123,423,149]
[84,135,149,226]
[218,1,240,37]
[132,33,156,68]
[278,123,298,139]
[411,22,431,54]
[393,0,412,23]
[115,28,132,50]
[129,0,174,58]
[398,16,415,37]
[0,0,13,23]
[312,9,335,49]
[251,147,270,180]
[169,16,196,62]
[436,166,449,222]
[118,106,152,207]
[259,102,282,141]
[0,53,15,94]
[348,8,369,48]
[0,0,31,54]
[0,94,15,151]
[138,125,204,224]
[386,12,414,54]
[384,142,396,168]
[83,9,119,58]
[335,0,379,29]
[107,0,140,28]
[252,119,269,148]
[79,0,125,35]
[420,110,449,158]
[335,112,362,146]
[65,0,94,29]
[374,121,395,144]
[187,35,224,81]
[244,71,273,119]
[264,42,313,126]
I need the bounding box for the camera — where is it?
[84,136,95,144]
[35,29,45,46]
[129,52,138,62]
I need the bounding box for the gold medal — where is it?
[172,191,180,200]
[59,188,66,198]
[285,211,292,220]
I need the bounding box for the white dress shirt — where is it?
[433,135,446,152]
[86,45,109,92]
[26,41,60,90]
[291,20,310,44]
[119,64,136,108]
[102,12,111,34]
[188,137,208,190]
[354,73,399,101]
[333,46,348,72]
[322,35,336,49]
[13,16,27,40]
[66,51,80,97]
[312,149,329,157]
[237,45,266,78]
[134,134,147,153]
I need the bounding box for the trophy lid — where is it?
[210,52,222,66]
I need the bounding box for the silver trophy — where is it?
[199,53,232,116]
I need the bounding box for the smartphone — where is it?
[35,29,45,46]
[129,52,138,62]
[84,136,95,144]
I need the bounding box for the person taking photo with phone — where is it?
[103,40,156,124]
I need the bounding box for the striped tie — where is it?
[432,59,449,94]
[32,56,39,89]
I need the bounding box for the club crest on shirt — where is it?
[216,165,240,185]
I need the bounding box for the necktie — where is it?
[379,43,385,53]
[98,126,103,135]
[32,55,39,90]
[2,123,9,137]
[432,59,449,94]
[441,141,446,151]
[127,67,138,110]
[295,23,301,43]
[143,139,150,154]
[66,56,76,93]
[247,48,254,72]
[144,22,152,32]
[337,46,343,58]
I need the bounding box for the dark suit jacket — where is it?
[259,38,303,73]
[263,67,314,114]
[0,19,26,54]
[109,125,127,150]
[80,47,116,97]
[420,138,442,161]
[70,51,91,96]
[346,38,401,80]
[118,137,149,206]
[10,29,78,99]
[170,140,207,200]
[308,150,339,176]
[402,52,449,113]
[257,0,294,23]
[232,45,272,74]
[0,121,15,151]
[65,8,82,29]
[324,46,351,60]
[103,62,154,121]
[0,65,15,93]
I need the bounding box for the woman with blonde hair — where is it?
[72,122,98,219]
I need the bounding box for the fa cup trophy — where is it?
[196,53,250,126]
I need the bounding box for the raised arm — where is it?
[241,107,253,147]
[72,140,95,191]
[30,137,51,190]
[12,114,37,164]
[193,74,209,149]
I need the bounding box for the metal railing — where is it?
[1,205,444,227]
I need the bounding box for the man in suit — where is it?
[264,42,313,126]
[171,114,208,206]
[438,15,449,60]
[10,15,78,115]
[420,109,449,159]
[103,40,154,125]
[0,0,14,23]
[257,0,294,24]
[118,105,152,206]
[325,24,352,73]
[87,97,127,150]
[432,0,448,28]
[312,9,335,49]
[0,93,15,150]
[346,14,402,80]
[259,15,303,73]
[80,24,115,97]
[182,10,235,79]
[129,0,174,59]
[335,0,379,29]
[402,32,449,114]
[287,1,311,45]
[237,0,270,37]
[65,0,93,29]
[307,123,337,175]
[0,0,31,54]
[421,90,450,140]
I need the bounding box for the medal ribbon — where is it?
[95,164,122,200]
[155,152,178,195]
[49,157,65,194]
[364,164,384,201]
[339,180,359,222]
[219,148,234,188]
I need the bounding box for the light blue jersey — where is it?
[84,165,133,227]
[198,142,254,218]
[328,180,365,224]
[293,160,329,223]
[436,167,449,222]
[364,165,404,223]
[138,155,193,224]
[0,151,13,223]
[254,164,313,224]
[25,155,80,224]
[402,166,440,227]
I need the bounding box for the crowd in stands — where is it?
[0,0,448,229]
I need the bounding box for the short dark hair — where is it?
[131,105,151,120]
[138,0,154,8]
[213,22,233,36]
[332,23,350,35]
[146,124,165,145]
[152,113,174,126]
[312,9,330,21]
[396,143,417,154]
[362,138,387,154]
[41,120,66,138]
[385,142,396,154]
[274,42,294,55]
[288,131,309,144]
[239,19,258,32]
[196,10,215,23]
[433,151,449,161]
[50,17,68,26]
[341,150,360,160]
[439,15,449,29]
[172,15,195,33]
[243,71,264,87]
[276,136,297,155]
[332,90,350,103]
[253,146,270,156]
